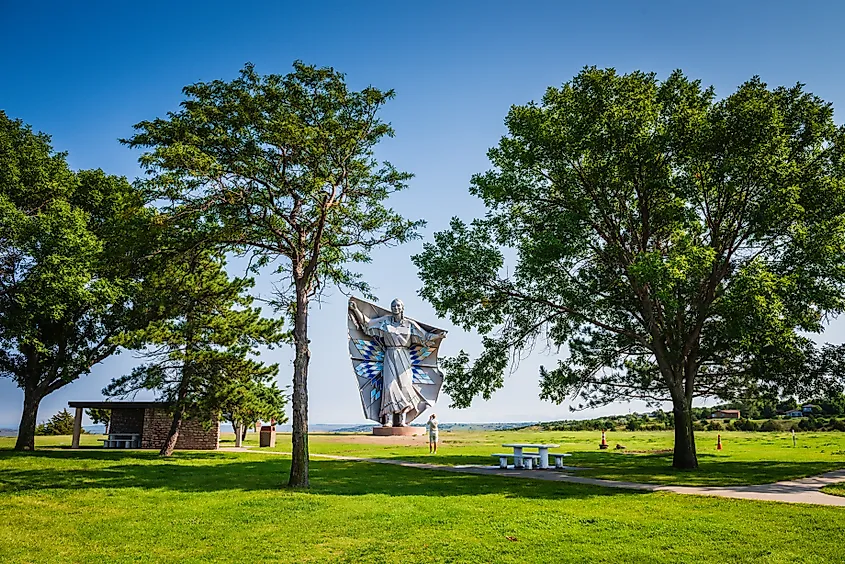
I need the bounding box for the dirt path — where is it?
[220,447,845,506]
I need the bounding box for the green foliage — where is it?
[104,250,284,429]
[731,418,760,432]
[123,61,421,304]
[213,366,289,432]
[413,67,845,468]
[124,61,421,483]
[85,408,110,429]
[760,419,789,432]
[0,112,162,449]
[539,417,620,432]
[34,408,78,435]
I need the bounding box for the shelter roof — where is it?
[68,401,170,409]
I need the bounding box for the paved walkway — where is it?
[220,447,845,506]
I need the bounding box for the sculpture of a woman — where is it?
[348,298,446,426]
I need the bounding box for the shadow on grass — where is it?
[3,448,842,495]
[573,451,845,486]
[0,449,640,500]
[330,453,495,466]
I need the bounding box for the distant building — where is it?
[802,404,820,413]
[787,409,804,418]
[710,409,741,419]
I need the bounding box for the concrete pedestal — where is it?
[372,426,418,436]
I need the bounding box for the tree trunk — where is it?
[160,406,184,457]
[160,362,191,457]
[161,311,195,457]
[672,400,698,469]
[234,421,243,448]
[288,282,310,488]
[15,386,42,451]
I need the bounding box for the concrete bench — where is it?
[100,439,134,448]
[99,434,140,449]
[491,453,541,469]
[549,453,572,468]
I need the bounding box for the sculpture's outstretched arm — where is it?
[348,301,369,331]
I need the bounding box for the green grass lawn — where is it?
[2,440,845,563]
[252,429,845,486]
[821,483,845,497]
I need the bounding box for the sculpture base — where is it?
[372,426,419,436]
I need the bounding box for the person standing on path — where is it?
[426,414,439,454]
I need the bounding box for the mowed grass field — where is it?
[1,431,844,563]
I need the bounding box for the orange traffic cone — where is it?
[717,434,722,450]
[599,430,608,449]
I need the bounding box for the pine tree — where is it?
[105,249,284,456]
[35,409,78,436]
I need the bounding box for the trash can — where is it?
[259,425,276,448]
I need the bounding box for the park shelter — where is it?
[67,401,220,450]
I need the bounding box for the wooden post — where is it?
[71,407,83,449]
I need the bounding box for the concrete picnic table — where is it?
[502,443,560,469]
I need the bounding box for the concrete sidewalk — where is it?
[220,447,845,506]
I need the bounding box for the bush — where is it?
[831,419,845,432]
[734,418,759,432]
[760,419,788,432]
[693,421,706,431]
[798,418,818,431]
[626,418,642,431]
[707,420,723,431]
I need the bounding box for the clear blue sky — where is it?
[3,1,845,427]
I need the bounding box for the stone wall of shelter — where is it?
[140,409,219,450]
[110,408,145,434]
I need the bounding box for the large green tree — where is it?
[414,68,845,469]
[0,112,158,450]
[124,62,421,485]
[105,249,283,456]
